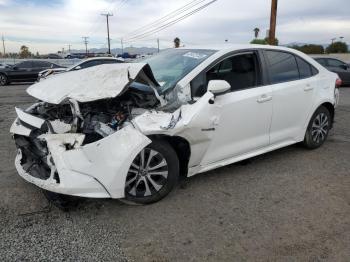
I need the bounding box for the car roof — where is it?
[81,57,118,61]
[177,44,296,52]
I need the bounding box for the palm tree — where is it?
[174,37,181,48]
[253,28,260,39]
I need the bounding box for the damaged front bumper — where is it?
[11,108,151,199]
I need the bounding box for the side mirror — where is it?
[12,66,18,70]
[74,65,82,70]
[207,80,231,95]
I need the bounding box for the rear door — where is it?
[264,50,318,144]
[31,61,53,80]
[7,61,34,81]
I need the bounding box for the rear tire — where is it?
[124,139,179,204]
[303,106,331,149]
[0,74,8,86]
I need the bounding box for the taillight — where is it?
[336,78,342,88]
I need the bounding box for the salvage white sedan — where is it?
[10,44,340,204]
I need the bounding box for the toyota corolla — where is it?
[10,45,340,204]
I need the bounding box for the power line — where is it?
[101,13,113,54]
[124,0,206,39]
[123,0,217,43]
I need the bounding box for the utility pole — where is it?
[269,0,278,45]
[331,38,336,44]
[1,35,5,57]
[82,36,89,56]
[68,44,71,53]
[101,13,113,54]
[157,38,160,53]
[121,39,124,54]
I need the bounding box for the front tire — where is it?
[0,74,8,86]
[124,139,179,204]
[303,106,331,149]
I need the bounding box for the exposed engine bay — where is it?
[26,84,159,144]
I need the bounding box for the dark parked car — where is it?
[314,57,350,86]
[0,60,63,86]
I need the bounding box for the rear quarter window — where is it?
[296,56,315,78]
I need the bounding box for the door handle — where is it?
[257,94,272,103]
[304,84,314,91]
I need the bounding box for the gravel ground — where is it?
[0,84,349,261]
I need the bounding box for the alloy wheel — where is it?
[311,112,329,143]
[0,75,6,85]
[125,148,169,197]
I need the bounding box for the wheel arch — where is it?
[304,100,335,132]
[149,135,191,178]
[320,102,335,128]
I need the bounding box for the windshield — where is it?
[142,49,216,93]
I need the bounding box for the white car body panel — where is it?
[10,44,339,199]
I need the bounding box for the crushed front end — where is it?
[10,68,166,198]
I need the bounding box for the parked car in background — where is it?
[10,45,340,205]
[0,62,10,69]
[64,53,86,59]
[46,54,63,59]
[0,60,62,86]
[314,57,350,86]
[38,57,124,80]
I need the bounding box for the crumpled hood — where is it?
[27,63,160,104]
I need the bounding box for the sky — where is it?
[0,0,350,54]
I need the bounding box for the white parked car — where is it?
[38,57,124,81]
[10,45,340,205]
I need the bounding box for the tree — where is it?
[326,41,348,53]
[174,37,181,48]
[19,45,31,58]
[250,39,268,45]
[290,44,324,54]
[253,28,260,39]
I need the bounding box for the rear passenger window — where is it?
[265,51,299,84]
[296,57,312,78]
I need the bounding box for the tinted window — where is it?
[79,60,101,69]
[315,58,327,66]
[265,51,299,84]
[102,59,118,64]
[16,61,32,68]
[32,61,52,68]
[296,57,312,78]
[327,59,345,67]
[191,53,259,97]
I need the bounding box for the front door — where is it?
[197,52,273,165]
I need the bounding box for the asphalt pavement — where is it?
[0,84,349,261]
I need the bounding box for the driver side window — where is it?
[191,52,260,98]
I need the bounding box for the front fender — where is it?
[41,125,151,198]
